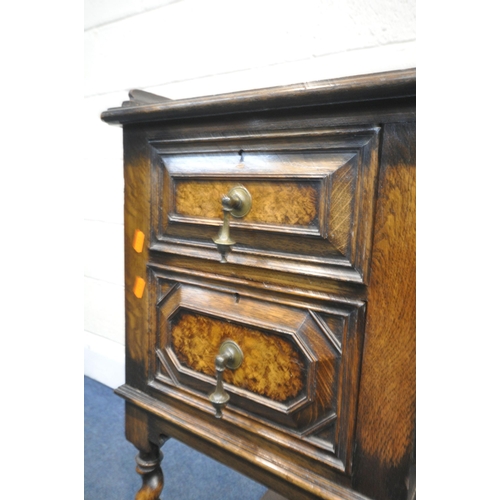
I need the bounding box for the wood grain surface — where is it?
[329,163,356,255]
[352,122,416,500]
[175,179,318,227]
[123,127,152,387]
[101,69,416,125]
[171,311,305,402]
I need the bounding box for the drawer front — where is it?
[150,127,379,284]
[149,269,365,471]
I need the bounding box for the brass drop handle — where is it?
[208,340,244,418]
[212,186,252,263]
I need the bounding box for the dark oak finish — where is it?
[125,403,165,500]
[351,122,416,500]
[149,126,379,283]
[102,69,416,500]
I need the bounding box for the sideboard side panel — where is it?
[123,126,153,389]
[352,122,416,500]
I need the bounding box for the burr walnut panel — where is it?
[171,311,306,402]
[175,179,319,228]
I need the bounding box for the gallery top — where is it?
[100,68,416,126]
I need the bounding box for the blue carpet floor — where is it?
[84,376,268,499]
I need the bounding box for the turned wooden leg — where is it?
[135,445,164,500]
[125,403,166,500]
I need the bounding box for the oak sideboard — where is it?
[101,68,416,500]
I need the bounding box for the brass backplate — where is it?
[228,186,252,218]
[220,340,244,370]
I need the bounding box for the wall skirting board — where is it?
[84,331,125,388]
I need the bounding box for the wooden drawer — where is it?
[149,269,365,473]
[150,127,380,284]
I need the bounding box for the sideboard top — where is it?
[101,68,415,125]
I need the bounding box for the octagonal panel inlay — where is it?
[171,310,306,402]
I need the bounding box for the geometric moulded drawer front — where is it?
[150,270,365,471]
[150,127,380,284]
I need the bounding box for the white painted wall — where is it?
[84,0,416,388]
